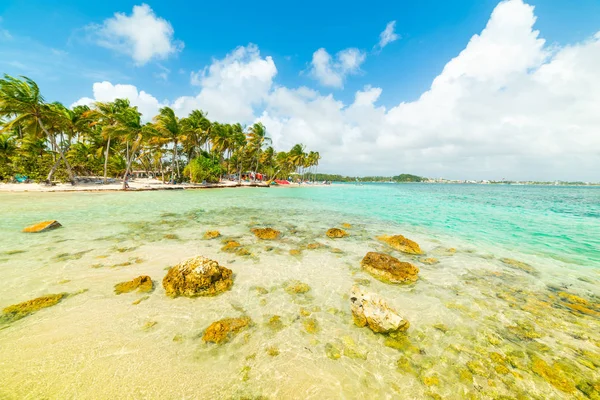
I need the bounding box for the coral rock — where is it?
[162,256,233,298]
[251,228,281,240]
[1,293,66,323]
[203,230,221,240]
[23,220,62,233]
[285,280,311,295]
[361,252,419,283]
[350,286,409,334]
[202,316,251,344]
[500,258,538,275]
[326,228,348,238]
[377,235,422,255]
[114,275,153,295]
[221,241,242,252]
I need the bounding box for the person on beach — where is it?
[124,173,130,189]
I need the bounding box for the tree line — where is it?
[0,75,321,188]
[312,173,425,183]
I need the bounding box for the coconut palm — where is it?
[84,99,132,183]
[247,122,270,180]
[0,74,75,182]
[153,106,184,181]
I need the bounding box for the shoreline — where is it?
[0,179,334,193]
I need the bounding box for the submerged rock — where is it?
[350,286,409,334]
[221,240,242,252]
[202,316,252,344]
[341,223,352,229]
[251,228,281,240]
[203,230,221,240]
[285,280,311,295]
[22,220,62,233]
[326,228,348,238]
[162,256,233,298]
[114,275,153,295]
[1,293,66,323]
[377,235,423,255]
[500,258,538,275]
[360,252,419,284]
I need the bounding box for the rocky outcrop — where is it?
[350,286,409,334]
[326,228,348,238]
[361,252,419,283]
[202,316,252,344]
[1,293,66,323]
[22,220,62,233]
[251,228,281,240]
[203,230,221,239]
[377,235,422,255]
[114,275,153,295]
[162,256,233,298]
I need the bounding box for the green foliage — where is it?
[184,155,223,183]
[392,174,424,182]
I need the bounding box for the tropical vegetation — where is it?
[0,74,321,188]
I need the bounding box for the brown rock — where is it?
[202,317,252,344]
[203,230,221,240]
[251,228,281,240]
[1,293,66,323]
[377,235,423,255]
[326,228,348,238]
[361,252,419,283]
[23,220,62,233]
[162,256,233,298]
[350,286,409,333]
[114,275,153,295]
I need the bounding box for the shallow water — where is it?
[0,184,599,399]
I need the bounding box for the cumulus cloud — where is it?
[173,44,277,122]
[88,3,183,65]
[309,47,366,88]
[71,81,166,122]
[377,21,399,49]
[72,0,600,181]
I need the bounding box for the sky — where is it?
[1,0,600,181]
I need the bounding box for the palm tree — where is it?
[0,74,75,182]
[84,99,131,183]
[153,106,183,181]
[247,122,270,181]
[181,109,211,159]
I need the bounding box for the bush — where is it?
[184,155,222,183]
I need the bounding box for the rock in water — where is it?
[361,252,419,283]
[22,220,62,233]
[202,317,252,344]
[114,275,153,295]
[251,228,281,240]
[350,286,409,334]
[377,235,423,255]
[162,256,233,298]
[326,228,348,238]
[1,293,66,323]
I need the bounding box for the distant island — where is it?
[314,173,598,186]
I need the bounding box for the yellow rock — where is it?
[22,220,62,233]
[341,223,352,229]
[360,252,419,284]
[500,258,538,275]
[202,317,252,344]
[289,249,302,256]
[221,241,242,252]
[162,256,233,298]
[377,234,422,255]
[251,228,281,240]
[114,275,153,295]
[285,280,311,295]
[326,228,348,238]
[266,346,280,356]
[531,356,575,393]
[203,230,221,240]
[303,317,319,334]
[2,293,66,323]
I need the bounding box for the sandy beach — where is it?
[0,178,271,192]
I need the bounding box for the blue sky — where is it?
[1,0,600,180]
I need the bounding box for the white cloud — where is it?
[309,47,366,88]
[72,0,600,181]
[154,64,170,81]
[0,16,12,41]
[377,21,399,49]
[174,44,277,122]
[88,3,183,66]
[71,81,166,122]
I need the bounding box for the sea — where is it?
[0,183,598,399]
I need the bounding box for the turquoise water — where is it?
[0,184,599,399]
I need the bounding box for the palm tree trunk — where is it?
[173,139,179,181]
[103,135,111,184]
[39,120,75,183]
[46,157,61,183]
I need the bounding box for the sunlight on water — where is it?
[0,185,599,399]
